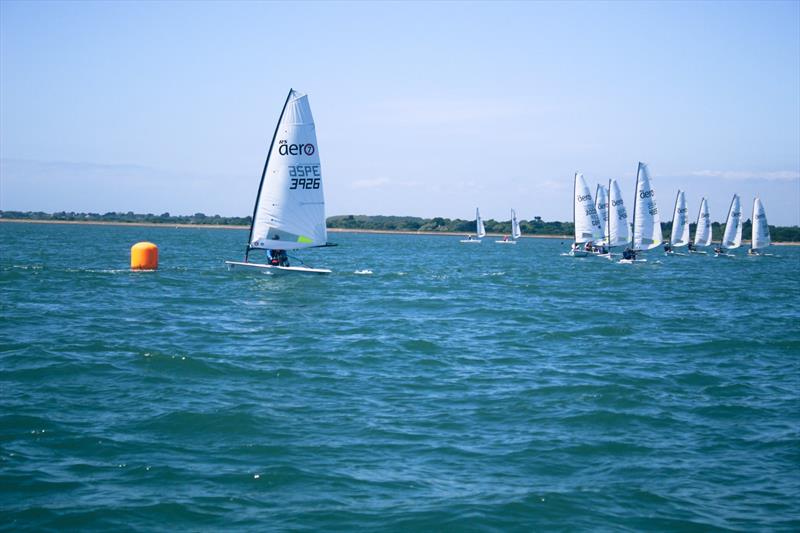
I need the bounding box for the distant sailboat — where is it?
[666,190,690,255]
[621,162,662,263]
[460,208,485,243]
[225,89,332,274]
[595,184,609,247]
[601,178,629,258]
[690,197,712,254]
[568,172,602,257]
[496,209,521,244]
[716,194,742,257]
[749,197,772,256]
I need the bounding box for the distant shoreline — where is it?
[2,218,798,245]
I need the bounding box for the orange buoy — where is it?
[131,242,158,270]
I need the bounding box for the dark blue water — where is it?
[1,222,799,531]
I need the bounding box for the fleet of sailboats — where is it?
[225,89,777,274]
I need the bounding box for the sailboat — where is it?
[568,172,602,256]
[496,209,521,244]
[620,162,662,263]
[665,190,690,255]
[600,178,630,259]
[715,193,742,257]
[594,184,609,250]
[748,197,772,256]
[689,197,712,254]
[225,89,332,274]
[460,208,485,243]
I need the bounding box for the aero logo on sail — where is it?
[278,140,315,156]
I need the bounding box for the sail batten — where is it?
[248,90,327,251]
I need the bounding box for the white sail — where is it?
[670,190,690,247]
[632,162,662,250]
[721,194,742,249]
[608,179,629,247]
[511,209,521,239]
[573,173,603,243]
[594,184,609,246]
[476,208,486,238]
[694,197,712,247]
[249,90,326,251]
[751,197,771,250]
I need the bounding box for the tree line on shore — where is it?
[2,210,799,242]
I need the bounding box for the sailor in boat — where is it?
[714,246,725,256]
[584,241,592,252]
[622,248,637,260]
[268,249,289,267]
[747,248,760,256]
[687,242,696,252]
[464,234,473,241]
[664,242,672,253]
[503,235,509,242]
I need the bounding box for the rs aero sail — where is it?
[496,209,521,244]
[749,197,771,256]
[225,89,332,274]
[621,162,662,263]
[569,172,602,257]
[716,193,742,257]
[460,208,485,243]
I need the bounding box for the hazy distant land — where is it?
[1,211,798,242]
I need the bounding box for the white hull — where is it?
[619,258,648,264]
[567,250,589,257]
[664,251,688,256]
[225,260,331,274]
[495,240,517,244]
[688,250,708,255]
[460,239,482,244]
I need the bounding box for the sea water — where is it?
[1,222,799,531]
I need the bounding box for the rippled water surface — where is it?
[2,222,799,531]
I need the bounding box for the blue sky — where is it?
[1,0,798,225]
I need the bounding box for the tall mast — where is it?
[245,88,294,262]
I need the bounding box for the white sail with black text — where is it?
[607,179,629,248]
[692,197,712,251]
[595,184,609,246]
[750,197,771,255]
[569,172,602,256]
[225,89,331,274]
[620,162,661,263]
[719,193,742,254]
[632,162,662,251]
[668,190,690,250]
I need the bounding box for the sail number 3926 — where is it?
[288,165,321,189]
